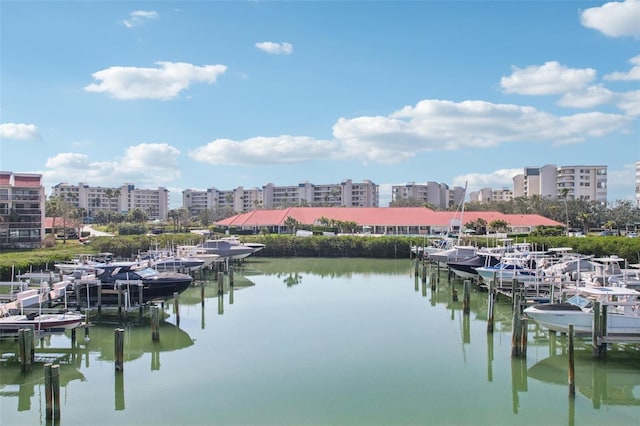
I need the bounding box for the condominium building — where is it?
[512,164,607,204]
[513,164,558,198]
[635,160,640,208]
[391,182,461,209]
[556,165,607,204]
[469,187,514,204]
[264,179,379,209]
[0,171,45,249]
[52,182,169,220]
[183,179,378,216]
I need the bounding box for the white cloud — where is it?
[604,55,640,81]
[557,85,615,108]
[255,41,294,55]
[452,169,522,194]
[189,99,634,167]
[580,0,640,38]
[84,62,227,100]
[500,61,596,95]
[334,99,632,156]
[122,10,159,28]
[616,90,640,116]
[43,143,181,188]
[189,136,338,165]
[0,123,39,139]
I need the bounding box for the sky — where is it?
[1,0,639,209]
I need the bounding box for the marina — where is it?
[1,257,640,425]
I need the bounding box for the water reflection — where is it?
[0,338,86,412]
[529,352,640,407]
[2,258,640,426]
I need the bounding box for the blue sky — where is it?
[1,0,638,209]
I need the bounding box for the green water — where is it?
[2,258,640,425]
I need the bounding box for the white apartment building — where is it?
[264,179,378,209]
[557,165,607,204]
[183,179,378,215]
[52,182,169,220]
[512,164,606,204]
[391,182,462,209]
[635,160,640,208]
[513,164,558,198]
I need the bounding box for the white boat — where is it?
[579,256,640,289]
[151,256,205,272]
[0,305,84,333]
[524,286,640,335]
[475,254,541,286]
[428,245,477,268]
[197,239,258,260]
[174,245,222,268]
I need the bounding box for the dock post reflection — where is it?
[510,357,528,414]
[218,293,224,315]
[115,369,125,411]
[487,332,494,382]
[487,280,495,333]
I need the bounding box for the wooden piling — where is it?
[18,328,33,371]
[568,324,575,397]
[52,364,61,419]
[229,265,234,287]
[151,305,160,341]
[201,282,205,307]
[114,328,124,372]
[173,291,180,325]
[44,363,53,420]
[430,272,437,291]
[463,280,471,314]
[421,263,427,284]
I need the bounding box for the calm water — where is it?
[2,257,640,426]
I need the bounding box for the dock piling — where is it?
[115,328,125,372]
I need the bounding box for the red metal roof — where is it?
[216,207,562,228]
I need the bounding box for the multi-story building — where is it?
[0,171,45,249]
[491,187,514,203]
[469,187,514,204]
[391,182,457,209]
[512,164,558,198]
[512,164,606,204]
[262,179,379,209]
[635,160,640,208]
[556,165,607,205]
[52,182,169,220]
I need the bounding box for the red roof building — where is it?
[216,207,562,235]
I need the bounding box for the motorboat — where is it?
[579,256,640,289]
[428,245,477,268]
[475,255,541,286]
[0,306,85,334]
[70,263,193,304]
[447,253,500,280]
[174,245,222,268]
[151,256,205,273]
[524,286,640,335]
[197,239,257,260]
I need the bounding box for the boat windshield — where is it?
[136,267,160,278]
[566,295,592,309]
